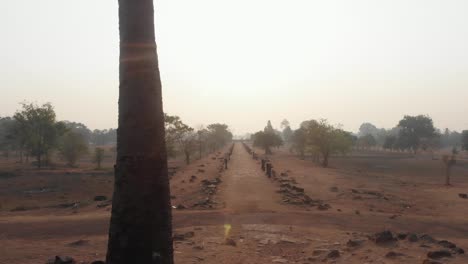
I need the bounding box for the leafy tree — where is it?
[164,114,193,160]
[206,123,233,151]
[63,121,92,142]
[93,147,105,169]
[0,117,16,159]
[195,127,209,159]
[282,125,293,143]
[462,130,468,151]
[13,103,66,168]
[302,119,353,167]
[252,130,283,154]
[383,135,397,150]
[291,127,307,159]
[397,115,436,153]
[358,123,379,137]
[358,134,377,149]
[58,131,89,166]
[91,128,117,145]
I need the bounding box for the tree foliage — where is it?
[462,131,468,151]
[13,103,67,168]
[58,131,89,166]
[397,115,436,152]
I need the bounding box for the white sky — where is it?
[1,0,468,134]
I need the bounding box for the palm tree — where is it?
[106,0,174,263]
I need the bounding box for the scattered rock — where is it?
[347,239,365,247]
[422,259,442,264]
[318,203,331,210]
[453,247,465,254]
[224,238,237,246]
[373,231,396,246]
[329,187,339,192]
[193,245,204,250]
[272,258,288,263]
[438,240,456,249]
[93,195,107,201]
[458,193,467,199]
[427,250,452,259]
[327,250,340,259]
[47,256,75,264]
[67,239,89,247]
[408,233,419,242]
[173,231,195,241]
[175,204,186,210]
[397,233,408,240]
[420,234,437,243]
[385,251,405,258]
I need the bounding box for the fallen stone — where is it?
[225,238,237,246]
[458,193,467,199]
[173,231,195,241]
[453,247,465,254]
[438,240,456,249]
[47,256,75,264]
[67,239,89,247]
[427,250,452,259]
[420,234,437,243]
[327,250,340,259]
[422,259,442,264]
[385,251,405,258]
[408,233,419,242]
[93,195,107,201]
[397,233,408,240]
[373,231,396,246]
[347,239,365,247]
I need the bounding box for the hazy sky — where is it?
[1,0,468,135]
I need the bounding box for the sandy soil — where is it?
[1,143,468,263]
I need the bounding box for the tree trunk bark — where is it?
[322,152,329,168]
[106,0,174,263]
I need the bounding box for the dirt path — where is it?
[218,143,287,214]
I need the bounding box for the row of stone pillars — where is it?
[242,142,274,178]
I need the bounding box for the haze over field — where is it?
[2,0,468,134]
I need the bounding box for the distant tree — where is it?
[91,128,117,145]
[280,119,290,130]
[397,115,436,153]
[282,126,293,144]
[13,103,66,168]
[0,117,16,159]
[63,121,92,142]
[58,131,89,166]
[383,135,397,150]
[195,127,209,159]
[358,134,377,149]
[252,130,283,155]
[164,114,195,163]
[206,123,233,151]
[462,131,468,151]
[265,120,274,133]
[93,147,105,169]
[358,123,378,137]
[291,127,307,159]
[179,132,197,164]
[302,119,353,167]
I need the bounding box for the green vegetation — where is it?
[252,120,283,154]
[58,131,89,166]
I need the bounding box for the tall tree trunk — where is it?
[106,0,174,263]
[445,165,451,185]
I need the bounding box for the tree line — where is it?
[0,103,233,168]
[251,115,468,168]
